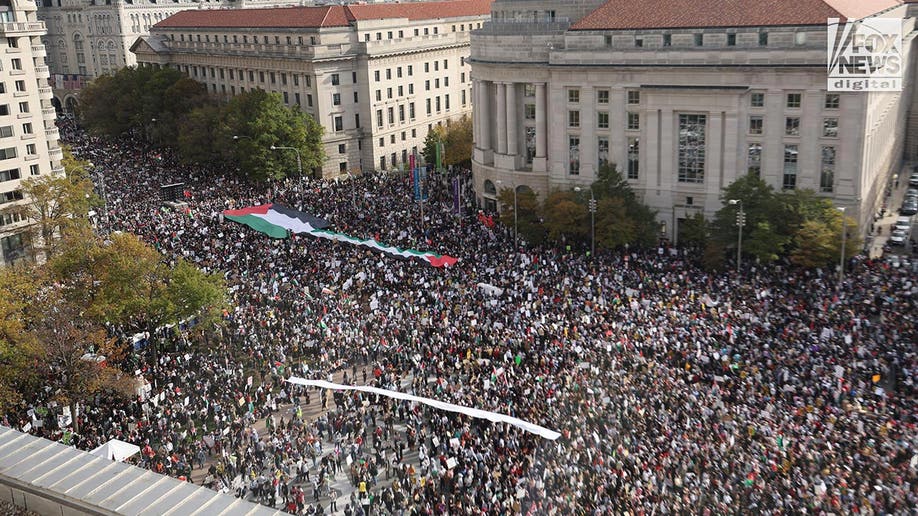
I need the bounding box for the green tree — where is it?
[79,67,209,144]
[219,90,325,180]
[422,125,447,167]
[177,104,223,164]
[713,174,786,263]
[542,190,588,242]
[678,212,709,250]
[743,221,788,263]
[594,197,637,249]
[589,164,659,248]
[498,187,543,246]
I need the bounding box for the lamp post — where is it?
[575,186,596,259]
[270,145,303,186]
[838,206,847,283]
[497,179,518,250]
[728,199,745,270]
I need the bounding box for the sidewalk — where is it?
[867,164,915,259]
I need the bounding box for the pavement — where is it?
[866,164,916,259]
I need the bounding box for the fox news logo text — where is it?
[827,17,902,92]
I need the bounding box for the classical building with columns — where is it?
[132,0,489,177]
[471,0,917,241]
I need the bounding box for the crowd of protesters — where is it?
[3,119,916,515]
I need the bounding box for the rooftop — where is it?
[154,0,492,30]
[571,0,902,30]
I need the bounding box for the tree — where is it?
[542,190,588,242]
[177,104,223,164]
[219,90,325,180]
[79,67,209,143]
[594,197,637,249]
[422,125,447,167]
[0,265,42,414]
[1,147,97,260]
[32,293,132,434]
[590,164,659,248]
[443,116,473,167]
[790,220,839,268]
[790,211,861,267]
[713,174,782,252]
[50,230,227,339]
[497,187,543,246]
[678,212,709,250]
[743,221,788,263]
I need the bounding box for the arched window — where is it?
[484,180,496,195]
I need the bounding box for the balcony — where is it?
[44,126,58,140]
[0,21,46,36]
[42,106,56,118]
[31,44,45,57]
[50,165,65,176]
[38,86,52,99]
[48,147,63,160]
[34,65,48,76]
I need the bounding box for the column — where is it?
[496,82,507,154]
[535,82,547,157]
[472,80,479,145]
[479,81,491,151]
[506,82,517,156]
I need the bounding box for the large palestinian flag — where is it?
[223,204,457,268]
[223,204,330,239]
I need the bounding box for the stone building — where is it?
[0,0,65,265]
[37,0,292,113]
[132,0,490,177]
[471,0,916,241]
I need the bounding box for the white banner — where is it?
[286,377,560,440]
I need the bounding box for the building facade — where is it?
[471,0,916,241]
[36,0,291,113]
[0,0,64,266]
[132,0,489,177]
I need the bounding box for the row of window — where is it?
[566,88,639,105]
[378,128,419,147]
[748,116,838,138]
[0,164,39,181]
[565,120,836,193]
[623,31,805,48]
[362,21,481,42]
[568,135,640,179]
[556,89,840,112]
[565,110,640,130]
[0,101,34,116]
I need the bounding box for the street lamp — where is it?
[575,186,596,259]
[838,206,847,283]
[497,179,518,250]
[270,145,303,185]
[728,199,745,270]
[232,135,251,141]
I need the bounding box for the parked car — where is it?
[894,216,912,232]
[910,174,918,187]
[890,229,908,245]
[901,201,918,216]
